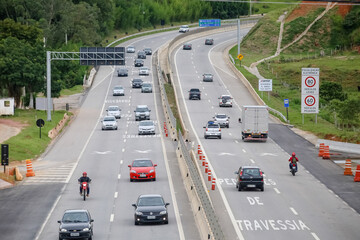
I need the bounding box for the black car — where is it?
[144,48,152,55]
[58,209,94,240]
[134,59,144,67]
[137,51,146,59]
[235,166,264,191]
[183,43,192,50]
[117,68,128,77]
[205,38,214,45]
[189,88,201,100]
[132,194,170,225]
[132,78,143,88]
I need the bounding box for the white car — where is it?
[213,114,230,128]
[219,95,233,107]
[134,105,151,121]
[138,120,156,135]
[179,25,189,33]
[113,86,124,96]
[107,106,121,119]
[204,121,221,139]
[101,116,117,130]
[139,67,150,76]
[127,46,135,53]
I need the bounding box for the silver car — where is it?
[214,114,230,128]
[107,105,121,119]
[101,116,117,130]
[138,120,156,135]
[134,105,151,121]
[139,67,150,76]
[127,46,135,53]
[141,83,152,93]
[179,25,189,33]
[113,86,124,96]
[204,121,221,139]
[219,95,233,107]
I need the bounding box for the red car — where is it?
[128,159,157,182]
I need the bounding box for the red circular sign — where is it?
[304,95,316,106]
[305,76,316,88]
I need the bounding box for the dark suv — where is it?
[234,166,264,191]
[134,59,144,67]
[132,79,143,88]
[58,209,94,240]
[137,51,146,59]
[188,88,201,100]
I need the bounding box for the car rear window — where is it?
[243,168,260,176]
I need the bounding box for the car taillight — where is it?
[239,171,243,177]
[219,129,221,131]
[206,128,208,131]
[260,171,263,176]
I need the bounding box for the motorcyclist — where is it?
[288,152,299,172]
[78,172,91,197]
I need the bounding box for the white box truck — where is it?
[241,105,269,141]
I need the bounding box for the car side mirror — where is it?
[106,110,108,111]
[203,126,206,128]
[128,165,131,167]
[57,220,61,223]
[91,219,94,222]
[154,164,157,167]
[165,203,170,206]
[132,204,137,208]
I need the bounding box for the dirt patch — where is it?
[286,1,325,22]
[0,119,28,128]
[0,119,28,143]
[338,5,352,18]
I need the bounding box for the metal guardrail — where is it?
[177,132,225,240]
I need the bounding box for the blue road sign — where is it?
[284,99,289,108]
[199,19,221,27]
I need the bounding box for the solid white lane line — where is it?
[274,188,281,194]
[110,214,114,222]
[311,232,321,240]
[290,207,298,215]
[114,192,118,198]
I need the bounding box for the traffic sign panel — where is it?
[237,53,244,61]
[259,79,272,91]
[301,94,319,113]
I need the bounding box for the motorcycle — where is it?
[291,163,297,176]
[81,182,89,201]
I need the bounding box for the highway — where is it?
[172,29,360,240]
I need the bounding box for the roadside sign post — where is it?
[36,119,45,139]
[284,99,289,122]
[1,144,9,173]
[259,79,272,101]
[301,68,320,124]
[237,53,243,67]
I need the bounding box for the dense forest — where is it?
[0,0,248,107]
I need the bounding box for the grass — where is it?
[230,4,360,143]
[2,109,72,162]
[164,82,184,134]
[60,85,84,96]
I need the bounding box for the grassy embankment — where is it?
[230,6,360,143]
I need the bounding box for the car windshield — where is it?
[119,69,127,72]
[138,196,164,206]
[216,115,227,119]
[62,212,89,223]
[133,160,153,167]
[145,48,151,51]
[204,74,212,77]
[104,117,115,122]
[208,124,219,128]
[133,79,142,83]
[243,168,260,176]
[108,107,119,111]
[139,121,153,126]
[181,25,188,28]
[142,83,151,87]
[222,96,231,100]
[114,86,123,90]
[140,67,148,70]
[190,89,199,92]
[136,107,148,112]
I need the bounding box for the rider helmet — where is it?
[83,172,87,177]
[292,152,296,157]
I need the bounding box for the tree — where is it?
[319,81,347,103]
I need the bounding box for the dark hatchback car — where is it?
[144,48,152,55]
[117,68,128,77]
[132,194,170,225]
[58,209,94,240]
[134,59,144,67]
[235,166,264,191]
[205,38,214,45]
[137,51,146,59]
[203,73,213,82]
[189,88,201,100]
[183,43,192,50]
[132,78,143,88]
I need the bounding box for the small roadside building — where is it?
[0,98,15,116]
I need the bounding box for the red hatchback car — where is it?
[128,159,157,182]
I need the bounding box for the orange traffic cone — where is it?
[25,159,35,177]
[344,159,353,176]
[318,143,325,157]
[322,146,330,159]
[197,145,201,154]
[354,165,360,182]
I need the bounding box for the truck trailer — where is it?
[241,105,269,141]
